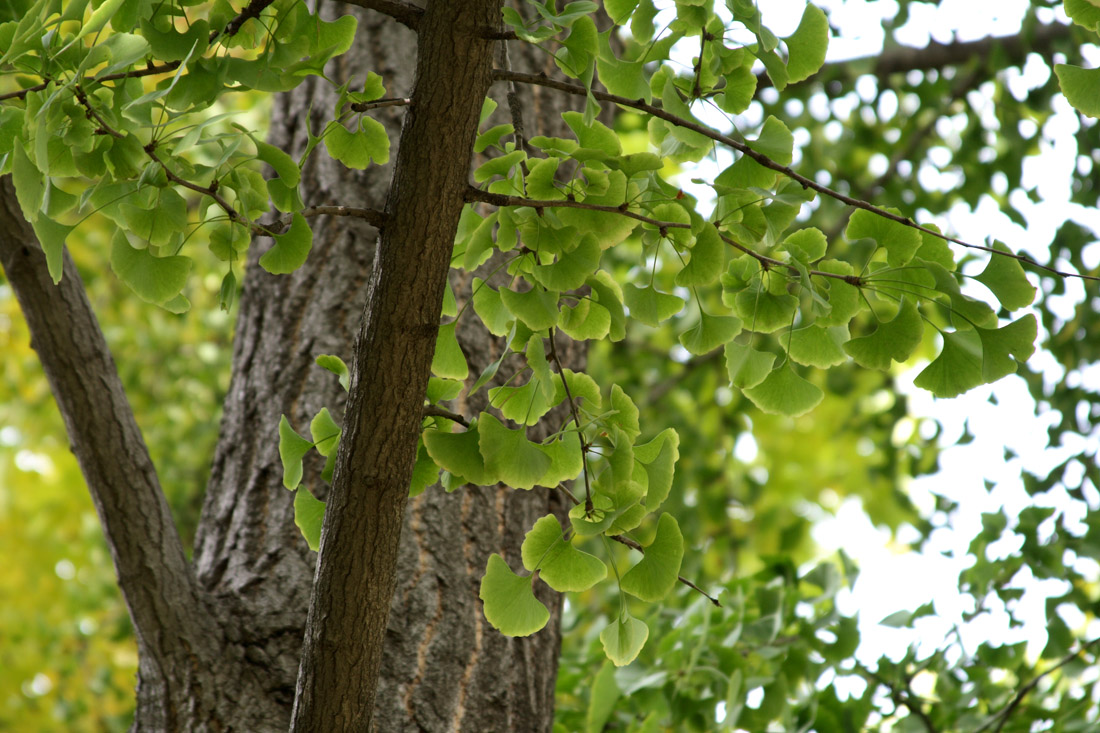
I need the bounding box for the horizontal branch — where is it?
[349,96,412,113]
[468,186,862,285]
[494,69,1100,283]
[299,205,389,229]
[343,0,423,30]
[422,405,470,427]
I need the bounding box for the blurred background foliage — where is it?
[2,0,1099,730]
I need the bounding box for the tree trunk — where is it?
[189,2,585,730]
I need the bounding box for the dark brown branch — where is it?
[349,96,412,113]
[759,22,1074,89]
[495,69,1100,283]
[343,0,423,30]
[0,176,224,724]
[976,637,1100,733]
[548,328,592,511]
[469,186,864,285]
[422,404,470,427]
[299,205,389,229]
[217,0,276,41]
[610,534,721,607]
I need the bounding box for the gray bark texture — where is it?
[2,1,588,731]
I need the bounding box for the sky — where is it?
[704,0,1100,699]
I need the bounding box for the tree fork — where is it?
[289,2,504,729]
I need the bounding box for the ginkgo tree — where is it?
[1,0,1098,730]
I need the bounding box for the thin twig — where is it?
[976,637,1100,733]
[468,187,864,285]
[610,533,721,607]
[349,97,412,113]
[493,69,1100,283]
[342,0,423,30]
[547,328,592,512]
[497,34,529,158]
[422,405,470,427]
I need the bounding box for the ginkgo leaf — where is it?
[787,325,849,368]
[913,330,984,398]
[623,284,685,327]
[260,213,313,274]
[478,413,553,490]
[608,384,641,441]
[743,363,824,417]
[784,3,829,84]
[559,299,612,341]
[422,423,496,487]
[846,209,921,267]
[315,354,350,392]
[1055,64,1100,118]
[725,341,776,389]
[278,415,313,490]
[588,272,627,342]
[309,407,341,457]
[977,314,1037,382]
[479,554,550,637]
[733,285,798,334]
[521,515,607,592]
[293,488,325,552]
[632,428,679,510]
[675,222,723,287]
[530,234,602,291]
[679,310,743,355]
[431,322,468,380]
[537,430,584,488]
[974,242,1037,311]
[488,380,555,426]
[783,227,827,263]
[472,280,514,336]
[324,116,389,169]
[620,513,684,602]
[600,612,649,666]
[110,230,191,307]
[500,287,560,331]
[843,299,923,370]
[409,439,440,498]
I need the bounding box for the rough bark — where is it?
[190,1,585,731]
[0,179,273,730]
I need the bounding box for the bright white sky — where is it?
[706,0,1100,703]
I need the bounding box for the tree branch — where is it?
[0,176,224,722]
[859,664,939,733]
[976,637,1100,733]
[494,69,1100,283]
[342,0,423,30]
[759,22,1074,89]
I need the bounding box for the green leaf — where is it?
[521,515,607,592]
[815,260,864,326]
[563,110,621,157]
[733,284,798,334]
[409,439,440,498]
[473,149,526,182]
[596,31,650,101]
[725,341,776,389]
[489,380,555,426]
[479,554,550,637]
[1055,64,1100,117]
[278,415,314,490]
[316,354,350,392]
[743,363,824,417]
[675,221,723,287]
[974,242,1037,310]
[620,513,684,602]
[472,280,515,336]
[623,284,685,327]
[679,310,743,355]
[784,3,829,84]
[977,314,1037,382]
[913,330,983,397]
[843,299,923,370]
[1064,0,1100,31]
[259,214,313,275]
[30,215,74,284]
[586,662,621,733]
[787,325,849,368]
[608,384,641,441]
[120,188,188,248]
[478,412,553,490]
[110,231,191,307]
[783,227,827,263]
[500,287,560,331]
[293,488,325,552]
[600,612,649,666]
[531,234,602,291]
[423,422,496,487]
[324,117,389,169]
[11,142,44,223]
[537,430,585,488]
[633,428,679,510]
[587,271,627,341]
[255,139,301,185]
[431,322,469,380]
[309,408,341,457]
[559,299,612,341]
[845,209,921,267]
